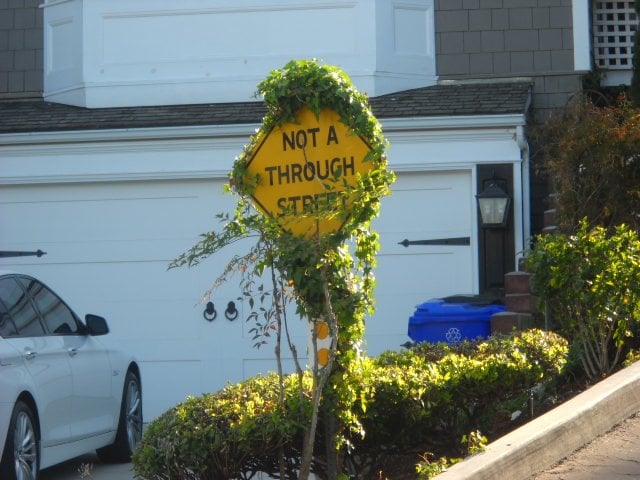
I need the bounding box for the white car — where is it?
[0,271,142,480]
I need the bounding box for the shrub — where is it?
[352,330,568,461]
[132,373,312,480]
[531,93,640,232]
[527,220,640,380]
[133,330,569,479]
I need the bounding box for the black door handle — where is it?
[203,301,217,321]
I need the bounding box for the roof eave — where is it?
[0,122,263,146]
[380,112,528,131]
[0,112,529,146]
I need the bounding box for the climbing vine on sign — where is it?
[171,59,394,479]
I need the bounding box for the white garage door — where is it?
[366,170,474,355]
[0,169,474,419]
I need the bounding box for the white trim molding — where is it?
[572,0,591,71]
[0,112,527,185]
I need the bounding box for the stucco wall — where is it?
[0,0,42,98]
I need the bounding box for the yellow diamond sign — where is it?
[245,107,373,237]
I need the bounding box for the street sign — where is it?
[245,107,373,237]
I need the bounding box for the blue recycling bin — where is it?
[407,295,505,344]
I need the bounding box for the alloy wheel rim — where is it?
[125,379,142,452]
[14,411,37,480]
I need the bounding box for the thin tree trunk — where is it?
[268,263,289,479]
[299,272,340,480]
[323,403,339,480]
[299,360,332,479]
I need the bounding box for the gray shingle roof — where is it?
[0,82,531,134]
[372,81,532,118]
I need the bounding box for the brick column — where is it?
[491,271,535,335]
[491,191,559,335]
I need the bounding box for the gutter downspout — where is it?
[516,124,531,266]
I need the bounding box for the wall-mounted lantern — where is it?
[476,181,511,228]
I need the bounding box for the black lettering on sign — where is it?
[277,196,289,214]
[343,155,355,176]
[276,192,346,217]
[263,157,357,186]
[291,163,302,183]
[326,125,339,145]
[282,128,320,151]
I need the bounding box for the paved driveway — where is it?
[40,454,134,480]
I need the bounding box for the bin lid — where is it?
[440,294,503,306]
[410,297,504,322]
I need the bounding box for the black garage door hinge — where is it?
[398,237,470,247]
[0,250,47,258]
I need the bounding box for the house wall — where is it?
[0,0,42,98]
[1,0,587,116]
[433,0,586,235]
[434,0,584,121]
[0,2,531,420]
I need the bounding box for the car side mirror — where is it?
[85,314,109,336]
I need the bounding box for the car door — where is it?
[63,332,116,440]
[0,276,73,447]
[18,276,115,441]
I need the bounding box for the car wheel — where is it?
[0,401,39,480]
[97,371,142,463]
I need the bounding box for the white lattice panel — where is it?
[593,1,638,69]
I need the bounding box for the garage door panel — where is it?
[374,250,473,297]
[364,249,474,352]
[378,234,472,256]
[139,360,203,418]
[374,171,471,237]
[376,192,469,238]
[1,235,254,266]
[19,261,211,306]
[0,239,200,265]
[1,197,203,244]
[242,357,306,380]
[239,302,309,371]
[0,181,236,246]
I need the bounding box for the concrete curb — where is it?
[435,361,640,480]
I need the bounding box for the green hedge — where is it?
[132,374,311,479]
[132,329,568,479]
[352,329,568,468]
